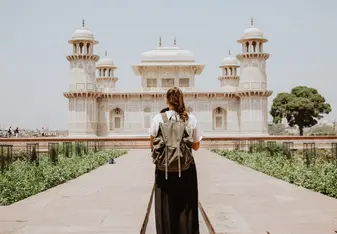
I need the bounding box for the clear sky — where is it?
[0,0,336,130]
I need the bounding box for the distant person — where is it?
[14,127,19,138]
[7,127,12,138]
[41,127,45,137]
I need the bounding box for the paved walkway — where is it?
[0,150,155,234]
[194,149,337,234]
[0,149,337,233]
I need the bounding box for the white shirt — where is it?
[149,110,203,143]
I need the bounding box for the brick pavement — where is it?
[1,149,337,234]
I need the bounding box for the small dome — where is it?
[221,53,239,66]
[97,57,114,67]
[141,46,195,62]
[239,18,266,41]
[72,27,94,40]
[243,27,263,39]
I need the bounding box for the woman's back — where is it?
[149,110,202,143]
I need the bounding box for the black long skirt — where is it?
[154,162,200,234]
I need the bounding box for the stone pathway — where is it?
[194,149,337,234]
[0,149,155,234]
[0,149,337,234]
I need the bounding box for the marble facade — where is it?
[63,19,272,137]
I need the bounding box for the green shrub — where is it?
[30,146,39,166]
[0,149,126,205]
[64,145,71,157]
[49,146,58,165]
[215,149,337,199]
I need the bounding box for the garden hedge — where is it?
[214,148,337,199]
[0,149,126,205]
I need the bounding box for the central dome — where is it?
[141,46,195,62]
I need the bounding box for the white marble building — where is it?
[64,19,272,137]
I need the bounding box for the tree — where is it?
[270,86,331,136]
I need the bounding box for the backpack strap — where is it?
[161,113,169,123]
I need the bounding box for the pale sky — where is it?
[0,0,336,130]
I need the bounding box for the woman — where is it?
[149,87,203,234]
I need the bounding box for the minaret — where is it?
[96,51,119,92]
[96,51,119,136]
[63,19,101,137]
[218,50,240,92]
[236,18,272,135]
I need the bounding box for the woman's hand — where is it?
[150,135,154,149]
[192,142,200,151]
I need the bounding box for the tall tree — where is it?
[270,86,331,136]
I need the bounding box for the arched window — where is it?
[245,42,249,53]
[109,108,124,130]
[212,107,227,130]
[79,42,84,54]
[86,43,90,54]
[252,41,257,52]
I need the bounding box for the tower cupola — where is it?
[218,50,239,91]
[68,18,98,55]
[237,18,268,54]
[96,51,119,92]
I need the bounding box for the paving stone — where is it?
[0,149,155,234]
[194,148,337,234]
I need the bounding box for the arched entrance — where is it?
[109,108,124,130]
[212,107,227,130]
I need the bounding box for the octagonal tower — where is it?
[236,18,272,135]
[63,19,101,137]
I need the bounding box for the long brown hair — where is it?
[166,87,188,122]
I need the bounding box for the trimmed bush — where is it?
[30,145,39,166]
[0,149,126,205]
[214,149,337,199]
